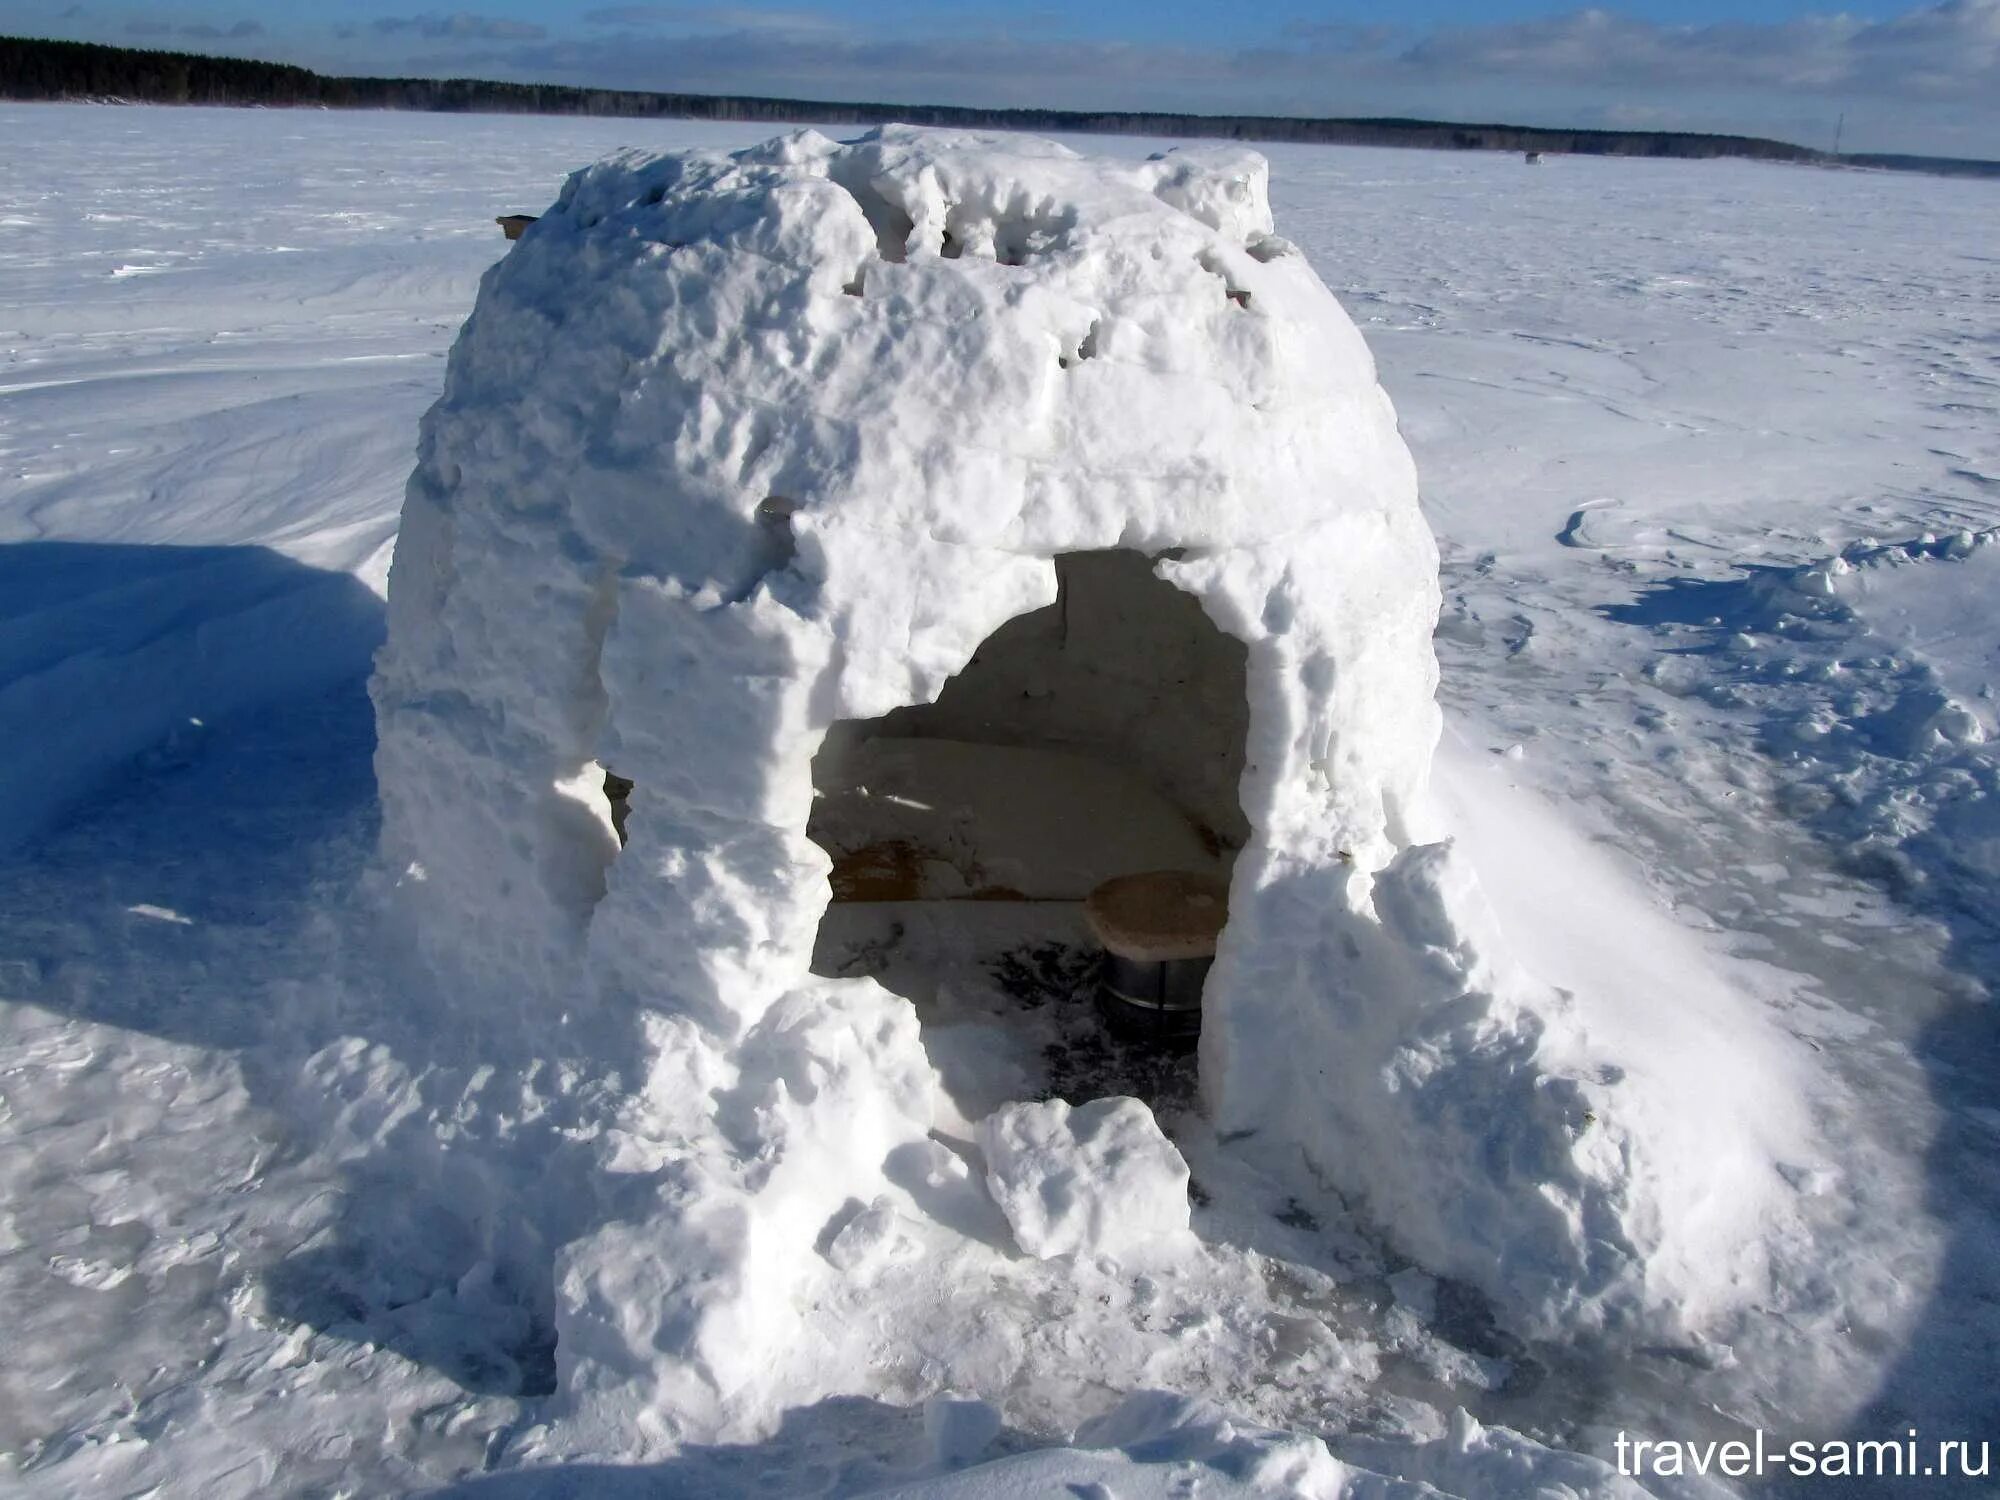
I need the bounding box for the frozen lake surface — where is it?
[2,103,1997,1496]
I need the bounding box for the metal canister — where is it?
[1099,950,1212,1040]
[1083,869,1228,1045]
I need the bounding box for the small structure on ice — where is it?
[372,125,1813,1444]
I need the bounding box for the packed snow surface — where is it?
[1,103,1997,1498]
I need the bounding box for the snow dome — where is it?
[371,126,1811,1444]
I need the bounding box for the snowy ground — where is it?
[3,103,1998,1496]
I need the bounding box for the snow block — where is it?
[978,1096,1191,1260]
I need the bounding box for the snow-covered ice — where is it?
[2,102,1998,1497]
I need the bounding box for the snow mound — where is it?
[868,1392,1655,1499]
[370,123,1818,1444]
[869,1392,1360,1499]
[1620,526,2000,913]
[1828,528,2000,747]
[978,1096,1191,1260]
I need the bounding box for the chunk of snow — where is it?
[824,1195,924,1275]
[978,1096,1191,1260]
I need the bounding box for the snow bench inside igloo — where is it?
[369,123,1823,1441]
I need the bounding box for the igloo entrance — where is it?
[807,549,1249,1095]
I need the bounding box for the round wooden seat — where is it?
[1083,869,1229,963]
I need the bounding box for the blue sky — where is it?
[7,0,1999,156]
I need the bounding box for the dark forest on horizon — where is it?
[5,34,1996,180]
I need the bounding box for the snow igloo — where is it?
[371,126,1809,1442]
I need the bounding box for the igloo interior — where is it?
[806,548,1249,1080]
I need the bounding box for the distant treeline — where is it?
[6,34,1996,180]
[1841,152,2000,180]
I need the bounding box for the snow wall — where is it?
[371,126,1810,1442]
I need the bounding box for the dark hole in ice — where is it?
[757,494,801,562]
[1059,321,1102,371]
[604,770,633,845]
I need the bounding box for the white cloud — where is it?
[582,4,838,31]
[446,1,2000,112]
[177,19,263,40]
[372,11,549,43]
[1396,3,2000,104]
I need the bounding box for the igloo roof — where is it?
[435,124,1419,600]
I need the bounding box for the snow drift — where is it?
[369,124,1814,1442]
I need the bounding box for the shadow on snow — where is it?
[1606,564,2000,1497]
[0,541,580,1397]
